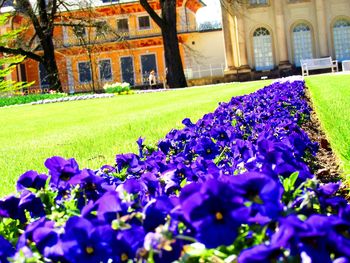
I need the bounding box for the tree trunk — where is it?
[11,0,63,92]
[87,49,96,92]
[160,0,187,88]
[42,49,62,92]
[39,27,62,92]
[139,0,187,88]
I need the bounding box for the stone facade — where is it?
[221,0,350,80]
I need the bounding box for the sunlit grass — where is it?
[0,80,271,196]
[306,74,350,183]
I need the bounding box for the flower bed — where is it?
[0,79,349,263]
[103,82,132,94]
[0,93,67,107]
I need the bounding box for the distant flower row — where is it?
[103,82,131,94]
[0,79,348,263]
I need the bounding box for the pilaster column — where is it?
[274,0,290,67]
[66,58,75,94]
[236,14,250,71]
[229,14,240,69]
[221,3,236,71]
[63,26,69,46]
[315,0,329,57]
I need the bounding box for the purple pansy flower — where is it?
[143,231,183,263]
[0,235,15,263]
[143,195,177,232]
[44,156,80,189]
[0,191,44,223]
[17,217,58,258]
[60,216,120,263]
[194,137,220,160]
[94,191,126,223]
[136,137,145,158]
[16,170,48,192]
[226,172,284,222]
[179,179,249,248]
[238,243,283,263]
[0,195,25,222]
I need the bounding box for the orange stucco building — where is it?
[3,0,208,93]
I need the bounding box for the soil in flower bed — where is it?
[303,89,342,183]
[303,88,350,201]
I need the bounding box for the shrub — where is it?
[0,93,67,107]
[103,82,131,94]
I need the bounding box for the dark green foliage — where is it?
[0,93,67,107]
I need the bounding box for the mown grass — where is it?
[0,80,271,197]
[306,74,350,182]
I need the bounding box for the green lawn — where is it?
[0,80,271,197]
[306,74,350,181]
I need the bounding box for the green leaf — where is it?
[289,172,299,189]
[180,178,187,188]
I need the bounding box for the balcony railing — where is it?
[184,64,225,79]
[54,24,201,48]
[197,21,222,32]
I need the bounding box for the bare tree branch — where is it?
[26,32,38,48]
[49,0,58,24]
[139,0,164,28]
[16,0,46,41]
[0,46,43,61]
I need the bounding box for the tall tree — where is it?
[139,0,187,89]
[0,13,33,94]
[0,0,67,91]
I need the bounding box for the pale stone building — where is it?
[221,0,350,80]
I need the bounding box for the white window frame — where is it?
[288,0,309,3]
[73,25,87,39]
[252,27,274,71]
[137,15,151,30]
[98,58,113,82]
[116,17,129,33]
[333,19,350,61]
[249,0,268,6]
[94,20,108,39]
[77,61,92,84]
[292,23,313,67]
[63,26,69,45]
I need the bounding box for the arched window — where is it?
[293,23,313,67]
[333,19,350,61]
[253,27,274,71]
[249,0,268,5]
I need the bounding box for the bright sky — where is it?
[196,0,222,24]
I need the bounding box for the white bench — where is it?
[301,57,338,76]
[342,60,350,72]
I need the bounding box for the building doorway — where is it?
[39,63,50,91]
[140,53,157,84]
[253,27,274,71]
[120,56,135,86]
[293,23,313,67]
